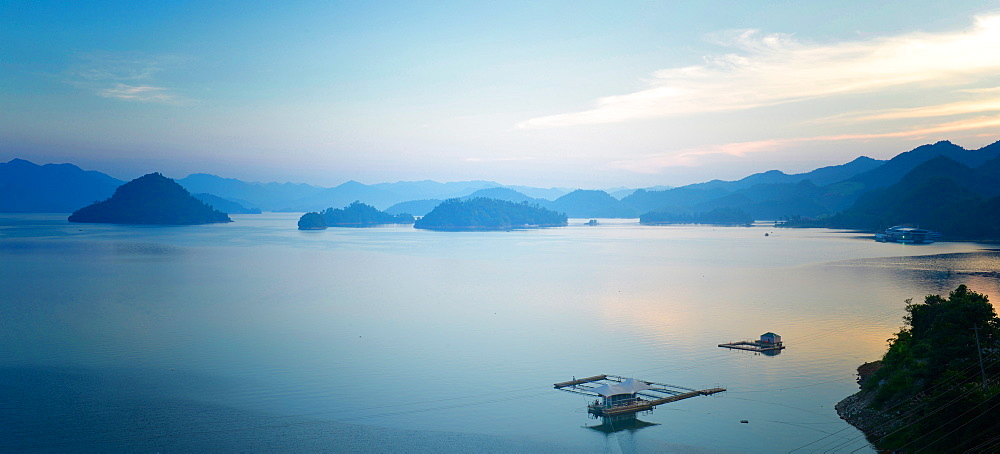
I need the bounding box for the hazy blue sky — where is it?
[4,1,1000,188]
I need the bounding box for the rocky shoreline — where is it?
[834,361,899,447]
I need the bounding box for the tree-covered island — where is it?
[297,201,414,229]
[68,172,232,225]
[413,197,567,231]
[640,207,753,226]
[836,285,1000,451]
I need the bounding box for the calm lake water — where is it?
[2,213,999,453]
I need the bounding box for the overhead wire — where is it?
[819,353,1000,452]
[905,389,1000,451]
[817,355,1000,452]
[787,325,1000,451]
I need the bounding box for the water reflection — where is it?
[5,214,999,452]
[586,414,659,433]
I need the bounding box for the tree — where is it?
[297,212,326,230]
[858,285,1000,450]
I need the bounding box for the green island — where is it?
[837,285,1000,451]
[413,197,567,231]
[298,201,414,229]
[640,207,753,226]
[68,173,232,225]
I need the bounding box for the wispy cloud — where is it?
[521,14,1000,129]
[816,96,1000,123]
[464,156,536,163]
[97,84,176,102]
[66,51,189,104]
[608,113,1000,173]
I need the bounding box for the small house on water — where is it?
[719,332,785,353]
[553,374,725,418]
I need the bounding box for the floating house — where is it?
[760,332,781,344]
[875,225,939,244]
[553,374,725,418]
[719,332,785,353]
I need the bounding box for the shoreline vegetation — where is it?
[836,285,1000,451]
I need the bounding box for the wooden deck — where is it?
[555,374,725,418]
[593,388,726,416]
[718,341,785,352]
[553,374,607,389]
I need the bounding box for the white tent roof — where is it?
[591,378,654,397]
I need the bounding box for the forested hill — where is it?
[620,140,1000,220]
[413,198,567,231]
[68,173,232,225]
[804,153,1000,240]
[837,285,1000,451]
[297,201,414,229]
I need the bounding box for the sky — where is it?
[4,1,1000,189]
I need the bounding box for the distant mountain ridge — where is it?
[619,140,1000,220]
[5,139,1000,226]
[821,153,1000,239]
[175,174,571,212]
[193,193,261,214]
[0,158,123,212]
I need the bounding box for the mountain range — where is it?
[0,158,123,212]
[4,139,1000,238]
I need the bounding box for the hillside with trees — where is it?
[68,173,232,225]
[622,141,1000,222]
[837,285,1000,451]
[413,198,567,231]
[802,154,1000,240]
[299,201,414,229]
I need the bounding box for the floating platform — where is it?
[718,341,785,352]
[553,374,607,389]
[554,374,725,417]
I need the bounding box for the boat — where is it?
[875,225,939,244]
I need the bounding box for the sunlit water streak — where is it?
[2,213,998,452]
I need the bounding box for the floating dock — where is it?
[553,374,607,389]
[717,341,785,352]
[554,374,725,417]
[719,332,785,353]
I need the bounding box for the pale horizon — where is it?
[4,1,1000,189]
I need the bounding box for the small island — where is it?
[297,201,414,230]
[413,197,567,231]
[68,173,232,225]
[836,285,999,451]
